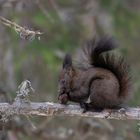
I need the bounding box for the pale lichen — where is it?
[14,80,34,104]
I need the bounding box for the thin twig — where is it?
[0,16,43,41]
[35,0,54,23]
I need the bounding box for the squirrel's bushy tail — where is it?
[81,37,131,100]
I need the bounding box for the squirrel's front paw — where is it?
[58,94,68,104]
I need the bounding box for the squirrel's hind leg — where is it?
[80,102,88,113]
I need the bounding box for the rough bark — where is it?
[0,102,140,120]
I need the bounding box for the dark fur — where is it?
[58,37,132,111]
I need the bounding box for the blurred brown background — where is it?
[0,0,140,140]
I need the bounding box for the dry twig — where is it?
[0,16,43,41]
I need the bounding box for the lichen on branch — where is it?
[0,16,43,41]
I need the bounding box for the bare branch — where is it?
[0,16,43,41]
[0,80,139,121]
[0,102,140,120]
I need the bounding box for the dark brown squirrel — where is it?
[58,37,132,112]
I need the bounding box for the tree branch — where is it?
[0,80,139,121]
[0,102,140,120]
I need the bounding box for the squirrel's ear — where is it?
[63,54,72,69]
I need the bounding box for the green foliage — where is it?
[0,1,140,139]
[100,0,140,38]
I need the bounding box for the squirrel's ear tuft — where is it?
[63,54,72,69]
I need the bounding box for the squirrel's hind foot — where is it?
[80,102,103,113]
